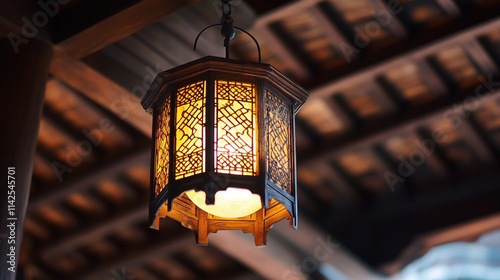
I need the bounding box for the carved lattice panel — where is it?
[175,81,206,179]
[215,81,257,175]
[155,95,171,197]
[265,90,291,193]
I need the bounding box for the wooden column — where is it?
[0,38,52,280]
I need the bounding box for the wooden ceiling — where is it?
[3,0,500,279]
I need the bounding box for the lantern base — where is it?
[150,194,293,246]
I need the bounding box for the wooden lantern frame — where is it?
[142,56,308,245]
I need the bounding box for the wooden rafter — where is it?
[28,148,150,211]
[41,208,149,262]
[310,17,500,99]
[301,88,500,165]
[1,0,201,141]
[57,0,201,59]
[298,15,500,163]
[75,235,193,280]
[49,49,152,136]
[303,1,500,88]
[302,85,498,163]
[0,0,51,40]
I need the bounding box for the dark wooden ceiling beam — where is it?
[294,16,500,157]
[49,49,152,136]
[0,0,51,41]
[75,235,193,280]
[52,0,140,43]
[27,148,150,211]
[41,207,148,262]
[299,84,500,164]
[467,114,500,161]
[0,1,199,139]
[303,2,500,89]
[324,165,500,266]
[297,75,500,164]
[57,0,201,59]
[41,106,107,157]
[309,16,500,99]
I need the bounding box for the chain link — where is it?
[221,0,232,22]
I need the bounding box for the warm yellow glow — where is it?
[215,81,257,176]
[155,96,170,197]
[175,81,206,179]
[185,187,262,218]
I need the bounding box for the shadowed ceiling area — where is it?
[2,0,500,279]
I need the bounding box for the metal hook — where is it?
[193,24,262,63]
[234,27,261,63]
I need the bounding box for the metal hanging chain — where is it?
[221,0,232,21]
[220,0,235,59]
[193,0,261,62]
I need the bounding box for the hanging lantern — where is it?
[141,1,308,246]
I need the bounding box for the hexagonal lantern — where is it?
[141,56,308,245]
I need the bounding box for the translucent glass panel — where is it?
[155,95,170,196]
[175,81,206,179]
[265,90,291,193]
[215,81,257,176]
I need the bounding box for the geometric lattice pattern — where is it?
[215,81,257,175]
[265,90,291,193]
[155,95,171,197]
[175,81,206,179]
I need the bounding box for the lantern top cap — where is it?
[141,56,309,114]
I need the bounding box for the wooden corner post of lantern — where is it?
[141,56,308,245]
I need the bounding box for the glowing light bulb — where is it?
[185,187,262,218]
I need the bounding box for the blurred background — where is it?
[5,0,500,279]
